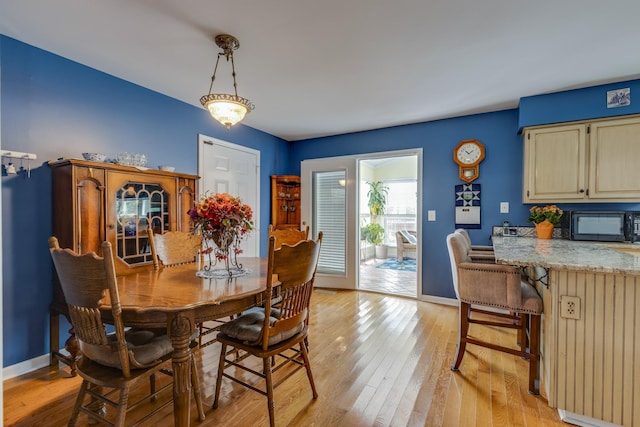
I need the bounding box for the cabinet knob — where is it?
[579,189,585,193]
[108,223,115,229]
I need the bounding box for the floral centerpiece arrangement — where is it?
[188,193,253,277]
[527,205,563,239]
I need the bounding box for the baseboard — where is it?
[558,409,622,427]
[3,353,53,380]
[421,294,458,306]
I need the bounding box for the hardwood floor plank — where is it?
[4,290,563,427]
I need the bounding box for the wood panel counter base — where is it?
[493,237,640,427]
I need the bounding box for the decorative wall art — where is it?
[607,88,630,108]
[455,183,481,229]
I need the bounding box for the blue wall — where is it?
[3,33,640,368]
[290,111,531,299]
[518,78,640,130]
[1,36,289,367]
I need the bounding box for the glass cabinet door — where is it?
[113,181,170,266]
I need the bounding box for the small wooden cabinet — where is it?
[271,175,301,229]
[48,159,198,371]
[523,115,640,203]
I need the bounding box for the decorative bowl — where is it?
[158,165,175,172]
[82,153,107,162]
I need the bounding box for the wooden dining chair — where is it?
[213,232,323,427]
[48,237,204,426]
[147,227,225,348]
[268,224,309,248]
[446,232,543,395]
[147,228,203,270]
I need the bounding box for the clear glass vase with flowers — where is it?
[527,205,563,239]
[188,193,254,277]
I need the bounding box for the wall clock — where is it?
[453,139,485,183]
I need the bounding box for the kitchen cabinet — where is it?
[271,175,301,229]
[523,115,640,203]
[48,158,198,372]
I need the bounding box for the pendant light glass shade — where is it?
[201,34,254,129]
[201,94,252,129]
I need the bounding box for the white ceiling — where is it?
[2,1,640,141]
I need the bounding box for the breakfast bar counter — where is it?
[492,236,640,274]
[492,236,640,427]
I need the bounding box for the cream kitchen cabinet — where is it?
[523,115,640,203]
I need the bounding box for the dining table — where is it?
[106,257,274,427]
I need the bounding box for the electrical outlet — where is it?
[500,202,509,213]
[560,295,581,320]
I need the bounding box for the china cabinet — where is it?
[48,158,198,372]
[523,115,640,203]
[271,175,301,229]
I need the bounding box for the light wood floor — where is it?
[359,258,417,298]
[4,290,564,426]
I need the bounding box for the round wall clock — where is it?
[453,139,485,182]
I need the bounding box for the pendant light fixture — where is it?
[200,34,254,129]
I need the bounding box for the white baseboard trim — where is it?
[3,353,52,380]
[421,294,458,306]
[558,409,622,427]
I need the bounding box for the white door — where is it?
[301,156,357,289]
[198,134,260,257]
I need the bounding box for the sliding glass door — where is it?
[301,149,422,293]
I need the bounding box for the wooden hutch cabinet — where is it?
[271,175,301,230]
[48,159,198,371]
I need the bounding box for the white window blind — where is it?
[313,171,346,275]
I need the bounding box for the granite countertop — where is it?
[492,236,640,274]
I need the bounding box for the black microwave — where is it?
[562,211,640,242]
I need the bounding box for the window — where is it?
[313,171,346,274]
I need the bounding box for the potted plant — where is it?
[366,181,388,221]
[526,205,563,239]
[363,223,388,259]
[366,181,389,258]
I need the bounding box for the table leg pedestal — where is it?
[169,312,194,427]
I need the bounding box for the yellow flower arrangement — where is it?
[527,205,563,226]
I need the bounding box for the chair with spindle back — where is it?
[268,224,309,249]
[213,232,323,427]
[147,227,225,348]
[48,237,204,426]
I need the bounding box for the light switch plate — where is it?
[428,210,436,221]
[500,202,509,213]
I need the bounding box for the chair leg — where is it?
[86,384,106,425]
[263,357,276,427]
[190,353,206,421]
[149,373,157,402]
[300,342,318,399]
[113,386,130,427]
[68,380,89,426]
[517,312,528,349]
[528,314,541,395]
[451,301,470,371]
[212,343,227,409]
